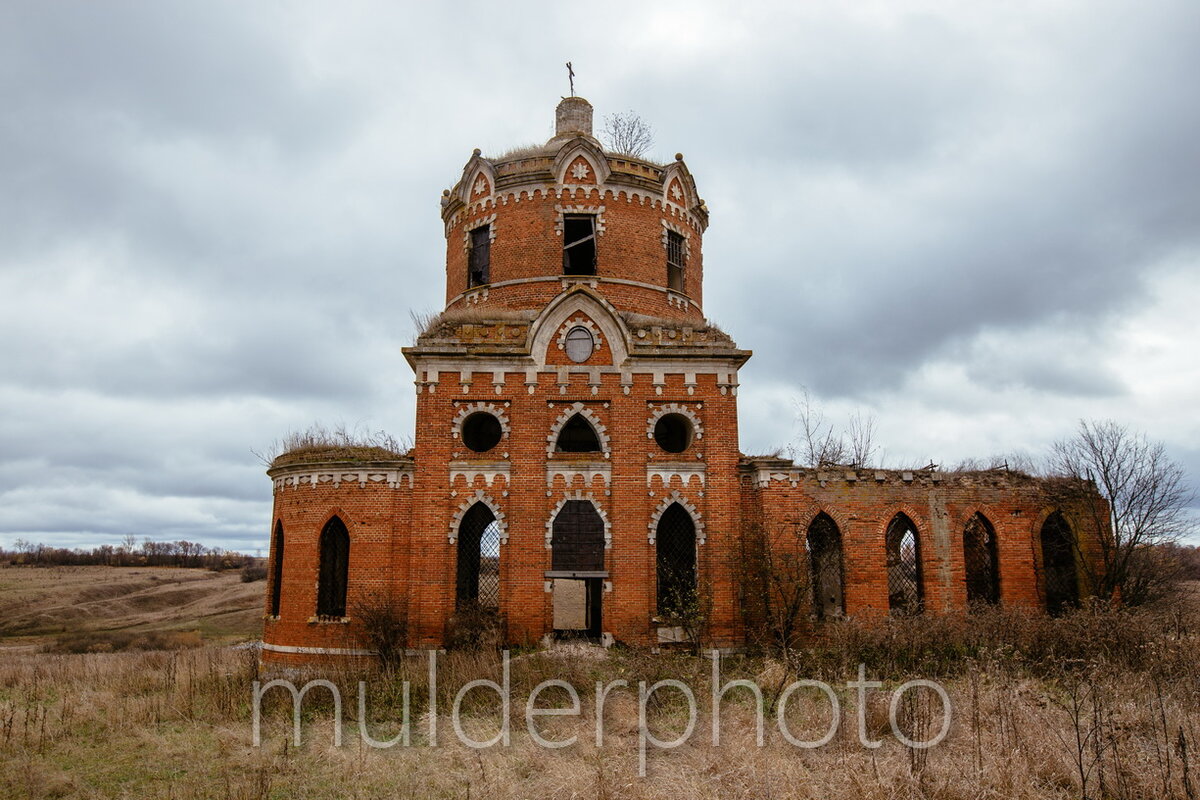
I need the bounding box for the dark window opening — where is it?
[316,517,349,618]
[456,503,501,610]
[653,413,693,453]
[563,215,596,275]
[807,513,844,620]
[269,521,284,617]
[1040,511,1078,615]
[551,500,605,572]
[963,513,1000,608]
[656,503,697,617]
[468,225,490,287]
[461,411,502,453]
[555,413,602,453]
[667,231,685,292]
[886,514,923,615]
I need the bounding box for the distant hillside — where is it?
[0,565,263,650]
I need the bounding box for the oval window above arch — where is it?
[564,326,594,363]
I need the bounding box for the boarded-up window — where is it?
[807,513,844,619]
[555,413,602,453]
[316,517,349,618]
[963,513,1000,608]
[886,513,923,615]
[1040,511,1078,615]
[563,215,596,275]
[468,225,490,287]
[666,231,685,291]
[656,503,697,616]
[269,521,284,617]
[456,503,501,609]
[551,500,605,572]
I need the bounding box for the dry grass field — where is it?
[1,569,1198,799]
[0,565,263,652]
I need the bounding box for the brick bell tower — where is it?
[402,95,751,647]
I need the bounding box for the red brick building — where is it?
[261,97,1101,664]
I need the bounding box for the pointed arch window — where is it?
[886,513,923,615]
[457,503,501,609]
[555,413,602,453]
[316,517,349,619]
[656,503,697,616]
[269,521,284,617]
[963,513,1000,608]
[807,513,844,620]
[1040,511,1079,615]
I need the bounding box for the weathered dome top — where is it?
[548,95,601,148]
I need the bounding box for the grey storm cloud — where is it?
[1,0,1196,551]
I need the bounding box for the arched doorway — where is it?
[886,513,923,615]
[656,503,697,617]
[963,513,1000,608]
[456,502,501,610]
[549,500,605,638]
[1040,511,1079,615]
[807,513,844,619]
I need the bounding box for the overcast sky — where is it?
[2,0,1197,553]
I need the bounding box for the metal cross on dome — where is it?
[566,61,575,96]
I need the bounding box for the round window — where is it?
[653,413,693,453]
[564,326,594,363]
[461,412,503,453]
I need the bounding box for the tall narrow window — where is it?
[563,215,596,275]
[551,500,606,572]
[963,513,1000,608]
[316,517,349,618]
[666,230,685,291]
[807,513,844,619]
[1040,511,1078,615]
[456,503,501,609]
[555,413,602,453]
[656,503,697,616]
[886,513,923,615]
[468,225,490,287]
[269,521,284,617]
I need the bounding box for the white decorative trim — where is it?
[451,401,511,445]
[261,642,375,656]
[462,214,497,253]
[647,403,704,443]
[547,401,611,457]
[449,490,508,544]
[648,491,706,545]
[545,491,612,549]
[449,461,510,487]
[527,288,631,367]
[271,465,413,493]
[554,204,607,237]
[556,316,603,353]
[646,463,706,488]
[547,461,612,488]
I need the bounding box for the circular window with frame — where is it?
[653,413,693,453]
[461,411,503,453]
[563,325,595,363]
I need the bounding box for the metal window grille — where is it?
[963,513,1000,608]
[666,231,685,291]
[806,513,844,620]
[316,517,349,618]
[551,500,605,572]
[886,514,923,615]
[656,503,697,616]
[468,225,490,287]
[457,503,500,609]
[555,413,601,452]
[269,522,284,617]
[1040,511,1079,615]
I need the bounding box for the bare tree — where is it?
[601,110,654,158]
[793,389,879,468]
[1047,419,1195,605]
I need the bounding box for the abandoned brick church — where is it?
[260,96,1102,664]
